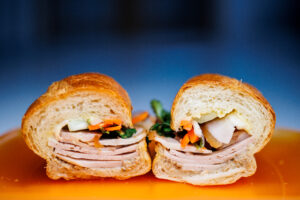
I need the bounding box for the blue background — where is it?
[0,0,300,134]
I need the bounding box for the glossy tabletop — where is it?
[0,129,299,200]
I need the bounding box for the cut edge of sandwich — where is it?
[21,73,152,180]
[152,73,275,185]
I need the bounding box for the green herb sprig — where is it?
[119,128,137,139]
[150,100,175,138]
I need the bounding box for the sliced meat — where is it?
[222,130,249,148]
[60,130,96,143]
[49,127,145,168]
[202,117,235,145]
[59,127,146,146]
[100,128,146,146]
[56,154,123,168]
[154,134,212,154]
[48,138,138,156]
[201,113,249,146]
[164,137,253,165]
[55,148,138,160]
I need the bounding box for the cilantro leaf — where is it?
[119,128,136,139]
[150,99,175,138]
[150,122,175,138]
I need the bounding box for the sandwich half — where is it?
[151,74,275,185]
[22,73,151,180]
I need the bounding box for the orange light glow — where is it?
[0,129,299,199]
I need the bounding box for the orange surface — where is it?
[0,129,299,200]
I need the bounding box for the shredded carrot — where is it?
[104,125,122,131]
[132,111,149,124]
[180,120,193,131]
[102,119,122,127]
[181,127,200,148]
[93,134,103,148]
[181,133,190,148]
[88,119,122,131]
[88,123,103,131]
[188,129,200,143]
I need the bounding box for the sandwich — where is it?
[150,74,275,185]
[22,73,151,180]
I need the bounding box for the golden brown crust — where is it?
[171,74,276,150]
[22,73,132,130]
[21,73,134,157]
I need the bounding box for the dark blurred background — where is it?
[0,0,299,133]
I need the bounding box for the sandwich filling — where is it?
[48,112,149,168]
[150,100,253,171]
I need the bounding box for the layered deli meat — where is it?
[48,112,149,168]
[150,100,252,171]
